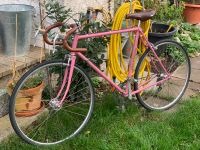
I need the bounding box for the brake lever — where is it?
[52,33,59,53]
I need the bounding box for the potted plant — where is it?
[7,75,45,117]
[145,1,182,43]
[183,0,200,24]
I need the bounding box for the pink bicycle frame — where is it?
[58,26,171,105]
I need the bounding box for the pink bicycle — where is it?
[9,9,191,145]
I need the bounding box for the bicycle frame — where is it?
[57,26,171,105]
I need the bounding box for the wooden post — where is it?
[39,0,46,62]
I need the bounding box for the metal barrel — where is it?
[0,4,34,56]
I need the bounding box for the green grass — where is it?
[1,94,200,150]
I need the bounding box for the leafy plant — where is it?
[76,14,109,73]
[145,1,200,56]
[45,0,72,22]
[175,23,200,55]
[145,0,184,24]
[46,1,110,73]
[91,77,101,88]
[43,1,110,99]
[21,76,43,90]
[8,75,43,90]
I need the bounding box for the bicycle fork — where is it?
[50,53,76,109]
[59,54,76,106]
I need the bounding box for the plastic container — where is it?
[0,4,34,56]
[148,23,177,44]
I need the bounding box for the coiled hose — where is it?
[107,0,151,83]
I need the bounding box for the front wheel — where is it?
[134,40,191,110]
[9,60,94,145]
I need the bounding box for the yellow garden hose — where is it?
[107,0,151,83]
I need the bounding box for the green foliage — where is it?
[145,0,200,56]
[180,23,200,35]
[45,0,72,22]
[91,77,101,88]
[21,76,43,90]
[176,23,200,55]
[77,21,109,72]
[45,1,110,73]
[145,0,184,24]
[9,75,43,90]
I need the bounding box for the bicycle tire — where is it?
[9,60,94,145]
[134,39,191,110]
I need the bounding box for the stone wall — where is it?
[64,0,112,15]
[0,0,113,26]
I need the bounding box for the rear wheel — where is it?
[134,40,191,110]
[9,60,94,145]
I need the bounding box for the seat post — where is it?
[138,20,141,27]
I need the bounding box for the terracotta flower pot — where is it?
[15,101,45,117]
[7,81,45,116]
[15,82,44,111]
[183,3,200,24]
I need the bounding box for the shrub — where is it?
[45,0,110,73]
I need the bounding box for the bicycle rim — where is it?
[134,40,191,110]
[9,60,94,145]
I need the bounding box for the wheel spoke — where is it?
[11,61,94,145]
[135,41,190,110]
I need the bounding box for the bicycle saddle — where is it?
[126,9,156,22]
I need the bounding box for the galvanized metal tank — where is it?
[0,4,34,56]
